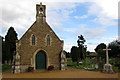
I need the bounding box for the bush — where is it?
[27,67,34,72]
[47,65,54,71]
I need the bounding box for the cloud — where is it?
[79,24,87,27]
[87,2,117,26]
[92,17,117,26]
[44,0,118,19]
[86,36,118,52]
[0,0,37,37]
[74,15,88,19]
[87,3,102,16]
[84,27,106,39]
[87,44,96,52]
[100,36,118,44]
[92,0,118,19]
[87,43,98,45]
[64,44,74,52]
[46,2,77,30]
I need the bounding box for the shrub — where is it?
[27,67,34,72]
[47,65,54,71]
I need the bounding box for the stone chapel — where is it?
[13,3,66,73]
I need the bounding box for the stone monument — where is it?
[103,45,113,73]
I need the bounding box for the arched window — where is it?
[32,35,35,45]
[47,35,50,46]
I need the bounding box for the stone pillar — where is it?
[12,52,20,73]
[12,40,21,73]
[60,51,67,70]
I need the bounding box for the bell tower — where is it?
[36,2,46,23]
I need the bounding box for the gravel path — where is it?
[2,69,119,78]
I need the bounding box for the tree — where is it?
[2,39,6,63]
[70,35,87,66]
[95,43,106,69]
[108,40,120,69]
[95,43,106,60]
[108,40,120,58]
[77,35,86,46]
[71,46,79,62]
[66,52,71,58]
[77,35,86,60]
[3,27,18,63]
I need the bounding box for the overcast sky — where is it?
[0,0,119,52]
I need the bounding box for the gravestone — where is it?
[103,45,113,73]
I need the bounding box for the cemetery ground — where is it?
[2,58,119,78]
[67,58,120,72]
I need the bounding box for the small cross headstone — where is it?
[103,45,113,73]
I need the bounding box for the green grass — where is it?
[2,64,12,72]
[72,66,83,69]
[67,58,76,66]
[67,58,99,71]
[67,61,76,66]
[67,58,120,72]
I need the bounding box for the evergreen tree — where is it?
[108,40,120,69]
[2,39,6,63]
[71,46,79,62]
[4,27,18,63]
[95,43,106,69]
[108,40,120,58]
[77,35,86,60]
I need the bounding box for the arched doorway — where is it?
[36,50,46,69]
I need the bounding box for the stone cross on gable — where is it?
[103,45,111,64]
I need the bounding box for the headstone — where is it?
[103,45,113,73]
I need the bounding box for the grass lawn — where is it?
[2,64,12,72]
[67,58,120,72]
